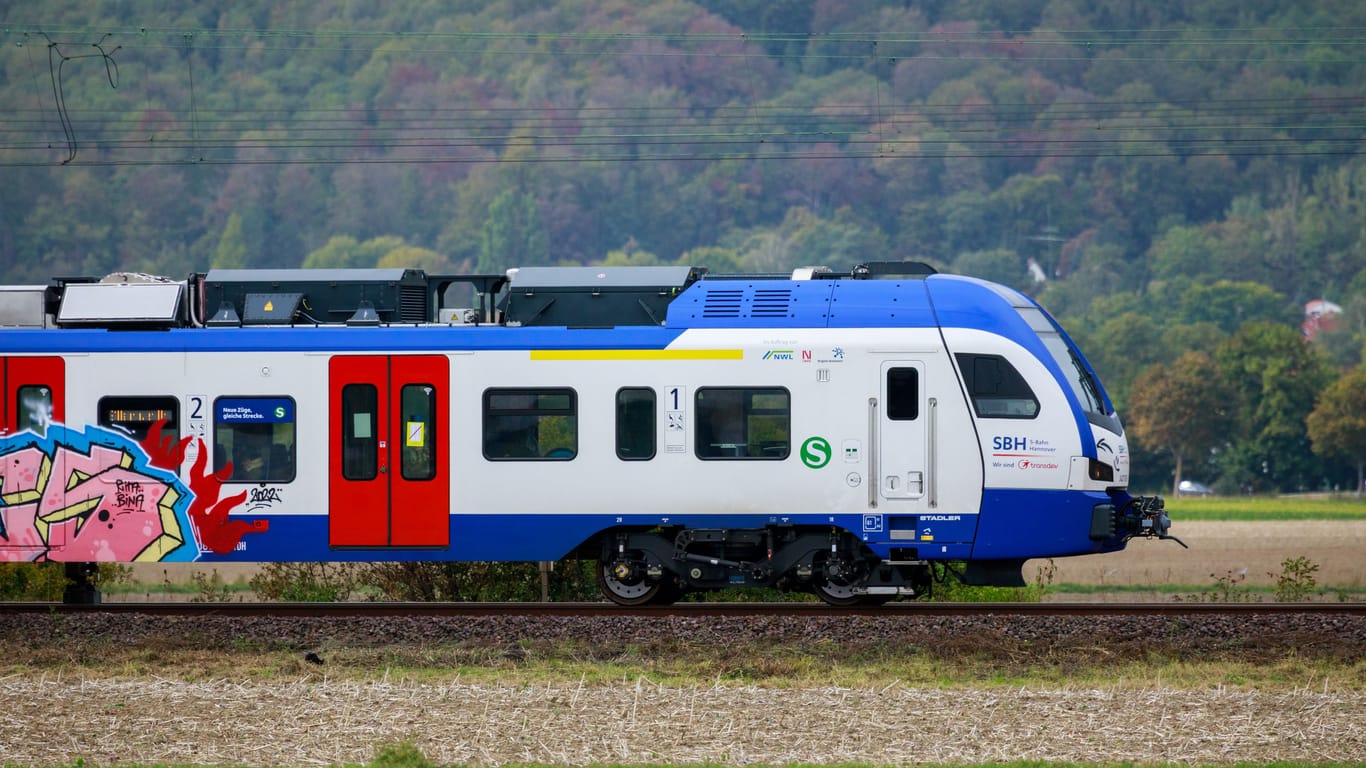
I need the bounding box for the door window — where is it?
[16,385,53,436]
[341,384,378,480]
[400,384,436,480]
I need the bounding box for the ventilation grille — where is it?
[699,287,794,318]
[702,289,743,318]
[399,284,428,322]
[750,289,793,317]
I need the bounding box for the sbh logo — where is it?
[992,435,1027,451]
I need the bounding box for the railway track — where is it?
[3,600,1363,617]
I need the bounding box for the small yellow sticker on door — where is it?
[406,421,425,447]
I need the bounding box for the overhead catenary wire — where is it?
[0,24,1361,169]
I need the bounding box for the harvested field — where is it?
[0,676,1361,766]
[1038,520,1366,589]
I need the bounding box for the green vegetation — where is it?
[1165,496,1366,521]
[0,562,130,601]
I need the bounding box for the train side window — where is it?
[17,385,53,436]
[955,353,1040,419]
[616,387,655,461]
[341,385,378,480]
[695,387,790,460]
[98,396,179,441]
[483,388,577,461]
[400,384,437,481]
[214,397,296,483]
[886,367,919,420]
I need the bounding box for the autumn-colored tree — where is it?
[1127,351,1236,497]
[1306,367,1366,494]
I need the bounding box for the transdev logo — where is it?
[763,350,795,360]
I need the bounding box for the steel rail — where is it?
[2,601,1361,617]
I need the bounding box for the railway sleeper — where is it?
[599,526,931,606]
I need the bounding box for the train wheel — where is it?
[648,577,686,606]
[597,561,670,606]
[812,578,863,606]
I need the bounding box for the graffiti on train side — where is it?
[0,420,268,562]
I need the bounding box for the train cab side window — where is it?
[214,397,296,483]
[886,368,919,420]
[400,384,437,481]
[16,385,53,436]
[616,387,656,461]
[98,396,179,442]
[483,388,577,461]
[695,387,790,460]
[341,385,378,480]
[955,354,1040,419]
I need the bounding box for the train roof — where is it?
[0,263,1046,350]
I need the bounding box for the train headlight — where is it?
[1087,458,1115,483]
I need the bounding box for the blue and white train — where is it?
[0,262,1174,604]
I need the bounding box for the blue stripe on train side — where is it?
[196,511,923,563]
[0,325,688,354]
[192,491,1121,565]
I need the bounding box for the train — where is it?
[0,262,1177,604]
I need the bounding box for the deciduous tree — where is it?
[1306,367,1366,494]
[1127,351,1236,497]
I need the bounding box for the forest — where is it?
[2,0,1365,495]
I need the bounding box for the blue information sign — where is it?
[216,397,294,423]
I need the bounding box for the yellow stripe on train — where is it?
[530,349,743,361]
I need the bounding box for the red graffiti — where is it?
[142,418,268,556]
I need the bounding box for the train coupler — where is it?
[1116,494,1188,548]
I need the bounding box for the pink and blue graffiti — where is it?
[0,423,264,562]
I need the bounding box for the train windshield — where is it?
[1015,306,1118,429]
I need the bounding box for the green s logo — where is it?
[800,437,832,469]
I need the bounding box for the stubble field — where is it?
[17,520,1351,767]
[1040,520,1365,594]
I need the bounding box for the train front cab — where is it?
[927,276,1173,586]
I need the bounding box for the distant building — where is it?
[1303,299,1342,341]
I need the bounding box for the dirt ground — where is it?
[0,676,1361,767]
[1036,520,1365,589]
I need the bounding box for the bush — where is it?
[249,562,365,601]
[0,562,69,600]
[0,562,131,601]
[365,560,601,602]
[1272,556,1320,601]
